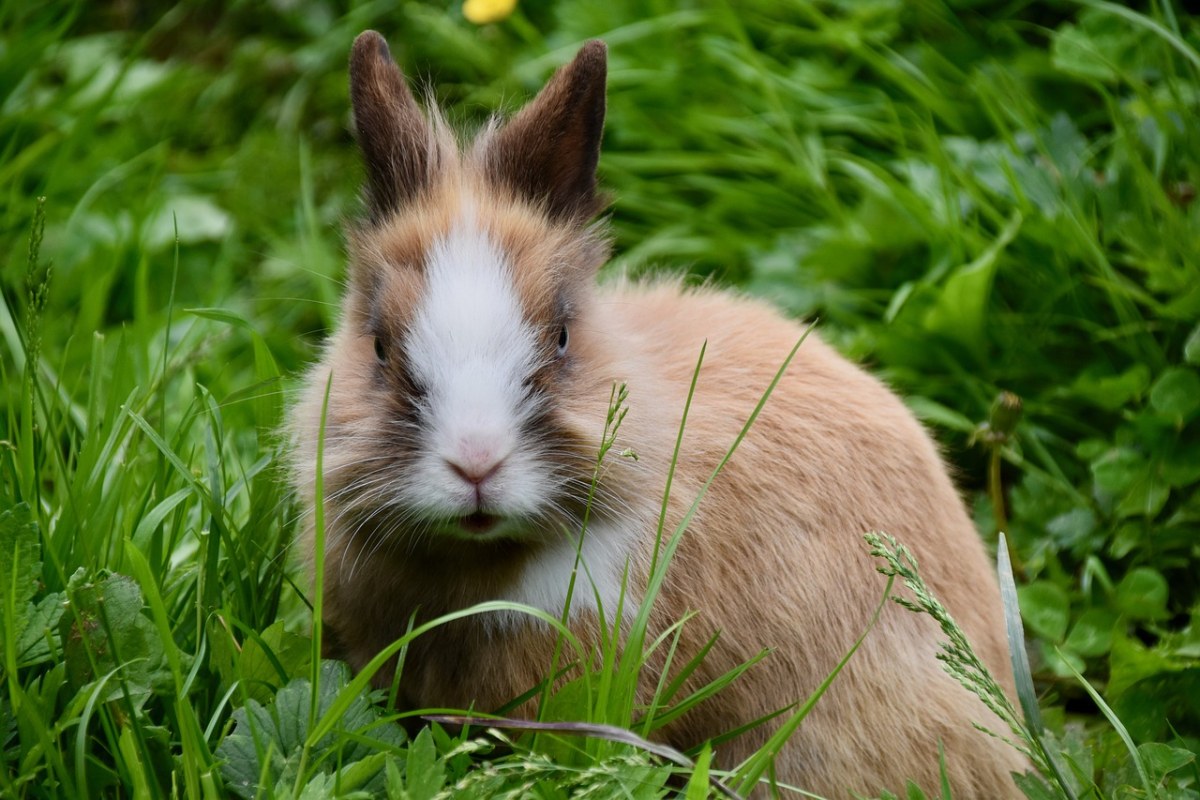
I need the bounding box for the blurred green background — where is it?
[2,0,1198,796]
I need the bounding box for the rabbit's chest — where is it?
[325,517,647,700]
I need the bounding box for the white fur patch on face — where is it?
[403,210,546,516]
[397,207,638,629]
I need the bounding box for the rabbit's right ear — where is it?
[349,31,433,221]
[484,40,607,223]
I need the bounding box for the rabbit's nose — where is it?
[447,458,502,486]
[445,447,506,486]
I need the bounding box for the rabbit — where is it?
[289,30,1030,798]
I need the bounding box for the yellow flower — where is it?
[463,0,517,24]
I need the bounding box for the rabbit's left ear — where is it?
[485,41,607,223]
[350,31,435,221]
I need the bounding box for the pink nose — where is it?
[446,453,504,486]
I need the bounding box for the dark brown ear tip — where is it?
[352,30,391,64]
[575,39,607,68]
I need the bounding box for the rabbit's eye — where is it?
[374,336,387,362]
[556,324,569,356]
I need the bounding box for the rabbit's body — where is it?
[292,32,1028,797]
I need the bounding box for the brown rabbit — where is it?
[290,31,1029,797]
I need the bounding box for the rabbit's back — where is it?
[591,280,1025,796]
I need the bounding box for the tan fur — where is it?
[290,32,1030,798]
[355,177,607,329]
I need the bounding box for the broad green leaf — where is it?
[15,591,65,667]
[0,503,40,633]
[1111,682,1179,745]
[1041,646,1086,679]
[1045,508,1098,552]
[235,620,312,705]
[1090,448,1145,495]
[1017,581,1071,642]
[386,757,404,798]
[1156,616,1200,659]
[1184,323,1200,365]
[1114,472,1170,520]
[1161,438,1200,487]
[1062,609,1118,658]
[922,213,1021,357]
[609,762,672,798]
[1107,633,1188,699]
[404,727,446,800]
[1076,439,1110,461]
[1115,567,1169,621]
[1052,23,1120,82]
[215,698,291,799]
[1149,367,1200,419]
[1037,726,1093,798]
[1109,522,1147,560]
[215,660,403,799]
[1071,365,1150,411]
[141,195,232,250]
[1012,771,1060,800]
[1138,742,1195,785]
[1091,447,1170,519]
[334,751,390,794]
[293,773,338,800]
[61,571,169,699]
[1051,7,1161,83]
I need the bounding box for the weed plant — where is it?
[2,0,1198,797]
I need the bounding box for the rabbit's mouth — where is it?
[456,511,501,535]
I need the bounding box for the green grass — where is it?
[2,0,1199,797]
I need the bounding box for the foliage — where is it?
[1,0,1197,797]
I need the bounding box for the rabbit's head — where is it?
[300,33,624,549]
